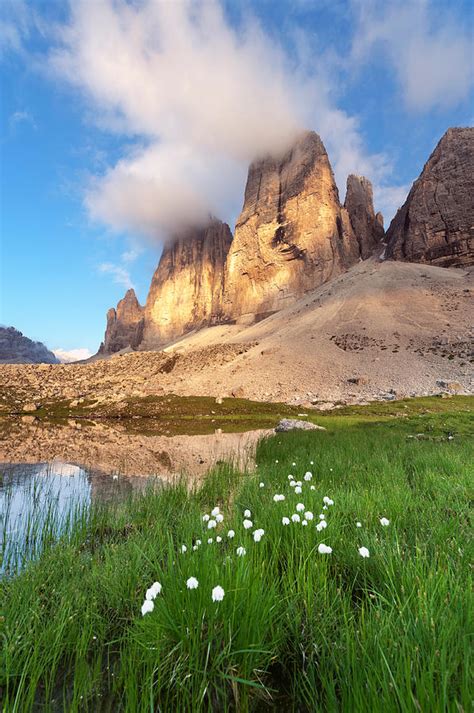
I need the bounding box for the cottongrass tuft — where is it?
[216,514,224,523]
[356,522,362,528]
[253,528,265,542]
[316,521,327,531]
[141,600,154,616]
[295,486,302,494]
[202,514,210,522]
[304,472,312,481]
[318,543,332,554]
[186,577,199,590]
[244,509,251,518]
[216,536,222,543]
[296,503,305,512]
[211,585,225,602]
[211,507,220,517]
[359,546,370,558]
[207,538,213,544]
[304,511,314,521]
[181,545,187,554]
[259,482,265,488]
[243,519,253,529]
[291,513,301,523]
[227,529,235,539]
[145,582,162,600]
[282,517,290,525]
[380,517,390,526]
[302,520,308,526]
[207,519,217,529]
[273,494,285,502]
[236,546,246,557]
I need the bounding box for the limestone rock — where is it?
[0,326,59,364]
[386,127,474,267]
[100,289,144,355]
[344,175,384,259]
[223,131,360,320]
[275,418,326,432]
[142,218,233,346]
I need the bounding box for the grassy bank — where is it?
[1,399,473,711]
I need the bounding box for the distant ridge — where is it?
[0,326,59,364]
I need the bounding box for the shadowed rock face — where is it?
[222,131,361,319]
[386,127,474,267]
[100,289,144,354]
[344,175,384,260]
[0,327,59,364]
[142,219,233,346]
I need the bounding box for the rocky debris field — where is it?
[0,261,472,415]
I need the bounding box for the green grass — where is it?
[1,399,473,711]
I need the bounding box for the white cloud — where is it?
[53,347,93,363]
[351,0,473,111]
[98,262,134,290]
[9,109,37,129]
[46,0,404,233]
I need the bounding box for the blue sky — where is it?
[1,0,472,359]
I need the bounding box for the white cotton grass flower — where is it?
[319,513,325,520]
[291,513,301,523]
[212,585,225,602]
[310,460,314,465]
[193,545,198,551]
[207,538,213,544]
[316,520,327,531]
[302,520,308,526]
[244,509,251,518]
[292,462,296,466]
[216,513,224,523]
[243,519,253,529]
[322,505,328,511]
[288,474,293,480]
[380,517,390,527]
[253,528,265,542]
[141,600,154,616]
[356,522,362,528]
[186,577,199,590]
[181,545,187,554]
[323,497,334,506]
[208,519,217,529]
[236,546,246,556]
[304,472,312,481]
[318,543,332,554]
[273,494,285,502]
[227,529,235,539]
[275,459,279,463]
[296,503,305,512]
[289,481,297,488]
[196,539,202,546]
[296,481,302,487]
[145,582,162,600]
[259,482,265,488]
[295,486,302,494]
[282,517,290,525]
[216,536,222,543]
[310,485,315,491]
[211,506,220,517]
[359,546,370,558]
[202,514,210,522]
[304,511,314,521]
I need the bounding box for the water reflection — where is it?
[0,461,156,574]
[0,417,271,478]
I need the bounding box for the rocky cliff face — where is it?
[142,219,233,346]
[386,127,474,267]
[344,175,384,259]
[99,289,144,354]
[0,326,59,364]
[222,131,362,319]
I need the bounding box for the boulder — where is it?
[275,418,326,432]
